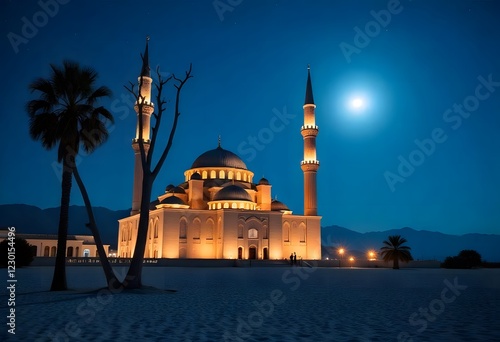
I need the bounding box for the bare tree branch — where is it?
[147,67,172,164]
[152,63,192,177]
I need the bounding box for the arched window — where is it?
[206,219,214,240]
[263,226,268,239]
[179,219,187,239]
[44,246,50,257]
[231,203,237,209]
[228,171,234,179]
[300,224,306,242]
[210,170,216,179]
[202,170,208,179]
[236,172,241,180]
[154,220,158,238]
[50,246,57,257]
[67,246,73,257]
[283,223,290,242]
[219,170,225,179]
[223,203,229,209]
[193,219,201,239]
[75,247,80,257]
[243,173,247,181]
[248,228,258,239]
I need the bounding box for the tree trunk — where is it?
[393,258,400,269]
[72,166,120,289]
[123,174,153,289]
[50,159,72,291]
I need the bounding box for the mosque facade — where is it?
[117,41,321,260]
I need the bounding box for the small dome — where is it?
[214,185,252,202]
[168,186,186,194]
[271,199,290,212]
[165,184,174,192]
[190,172,202,180]
[149,199,160,210]
[160,196,187,206]
[258,177,270,185]
[191,146,247,170]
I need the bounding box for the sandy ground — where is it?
[1,266,499,341]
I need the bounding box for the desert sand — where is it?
[2,266,499,341]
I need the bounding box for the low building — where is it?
[0,228,109,257]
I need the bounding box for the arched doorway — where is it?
[179,247,187,259]
[238,247,243,259]
[248,246,257,260]
[263,247,268,260]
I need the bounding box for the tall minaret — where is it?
[301,65,319,216]
[131,37,154,215]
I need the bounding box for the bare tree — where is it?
[123,58,193,289]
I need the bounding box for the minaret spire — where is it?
[305,64,314,105]
[140,36,151,77]
[301,65,319,216]
[130,38,155,215]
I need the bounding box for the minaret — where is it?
[301,65,319,216]
[131,37,154,215]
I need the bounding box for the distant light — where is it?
[350,97,364,109]
[349,257,355,262]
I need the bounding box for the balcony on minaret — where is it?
[301,159,320,172]
[301,125,319,138]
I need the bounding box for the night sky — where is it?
[1,0,499,235]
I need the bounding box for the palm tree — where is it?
[27,61,113,291]
[380,235,413,269]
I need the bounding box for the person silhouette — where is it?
[293,252,297,266]
[290,253,294,266]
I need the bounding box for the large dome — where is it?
[213,185,252,202]
[191,146,247,170]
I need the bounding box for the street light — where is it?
[338,248,345,268]
[368,250,376,261]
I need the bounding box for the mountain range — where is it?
[1,204,498,261]
[321,225,500,262]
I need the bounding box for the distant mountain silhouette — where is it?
[321,225,500,262]
[0,204,129,249]
[1,205,499,261]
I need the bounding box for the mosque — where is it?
[117,40,321,260]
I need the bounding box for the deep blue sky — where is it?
[1,0,499,235]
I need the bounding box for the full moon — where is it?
[351,97,364,109]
